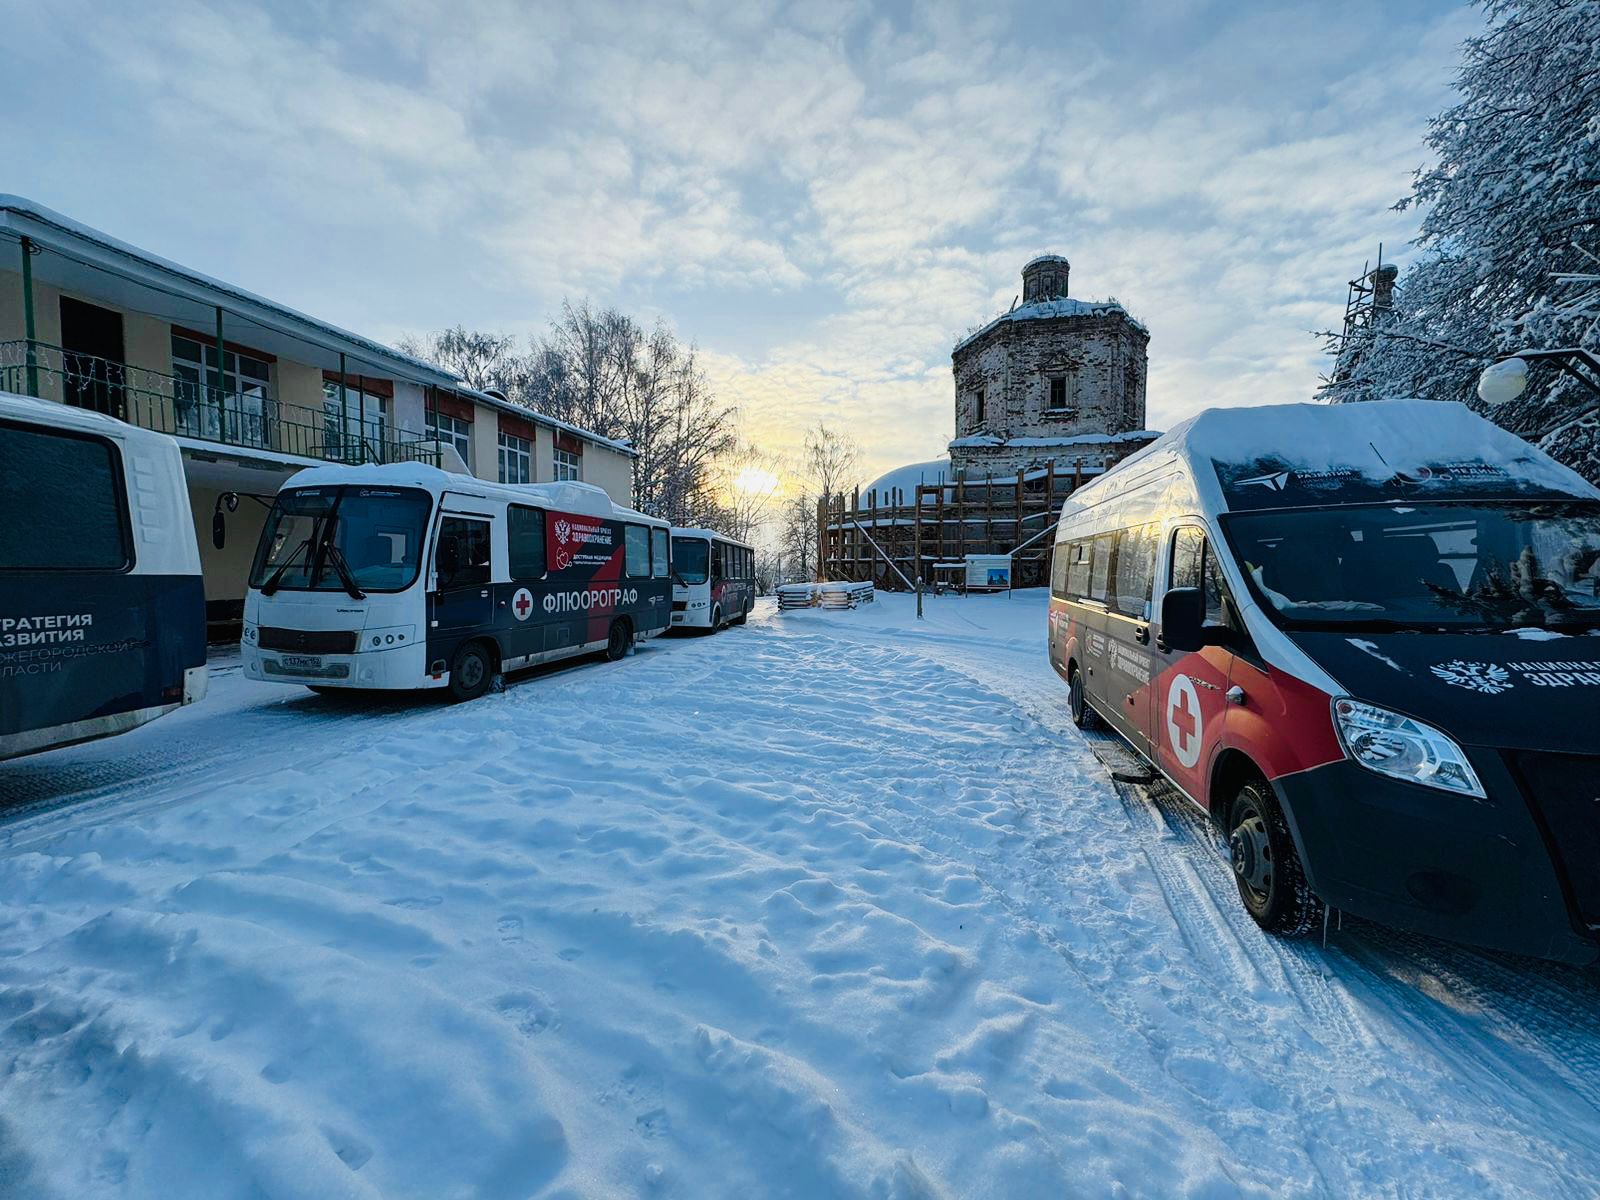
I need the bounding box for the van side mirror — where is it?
[1161,587,1206,653]
[211,510,226,550]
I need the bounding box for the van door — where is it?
[432,515,494,634]
[1101,523,1160,757]
[1152,524,1236,804]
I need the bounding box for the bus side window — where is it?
[508,506,545,580]
[1111,524,1157,620]
[1088,533,1115,604]
[651,527,669,578]
[625,524,650,578]
[712,542,724,581]
[438,517,491,587]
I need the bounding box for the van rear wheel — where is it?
[1228,780,1323,937]
[1068,666,1102,730]
[448,641,493,703]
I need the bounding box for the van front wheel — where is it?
[448,641,494,703]
[1228,780,1323,938]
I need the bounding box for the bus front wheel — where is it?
[448,641,494,702]
[605,619,632,662]
[709,605,723,633]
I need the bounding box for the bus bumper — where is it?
[243,641,441,690]
[1274,757,1599,965]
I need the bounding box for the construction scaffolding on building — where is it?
[817,460,1098,590]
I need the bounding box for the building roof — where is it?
[864,458,953,499]
[948,430,1157,450]
[953,296,1149,356]
[0,194,634,457]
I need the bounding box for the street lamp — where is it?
[1477,348,1600,409]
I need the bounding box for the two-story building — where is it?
[0,195,635,638]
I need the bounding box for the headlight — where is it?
[241,624,257,644]
[1333,698,1485,798]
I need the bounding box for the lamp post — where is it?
[1478,348,1600,411]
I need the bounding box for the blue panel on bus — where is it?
[0,574,207,737]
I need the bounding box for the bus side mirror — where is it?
[212,510,226,550]
[1161,587,1205,653]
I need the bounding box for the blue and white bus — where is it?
[243,463,673,700]
[669,527,755,632]
[1,391,208,761]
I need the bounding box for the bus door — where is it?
[432,504,495,635]
[1101,523,1160,758]
[1152,524,1234,801]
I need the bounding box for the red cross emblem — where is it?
[1165,674,1204,769]
[512,588,534,621]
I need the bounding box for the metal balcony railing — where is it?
[0,339,439,468]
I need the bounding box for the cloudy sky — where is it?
[5,0,1477,486]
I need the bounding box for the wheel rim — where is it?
[1230,807,1274,904]
[458,653,484,690]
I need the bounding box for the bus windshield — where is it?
[251,486,433,593]
[1223,501,1600,632]
[673,537,710,585]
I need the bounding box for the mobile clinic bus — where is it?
[1,391,206,760]
[669,527,755,631]
[1049,400,1600,964]
[242,464,672,701]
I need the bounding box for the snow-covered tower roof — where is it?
[1021,255,1070,304]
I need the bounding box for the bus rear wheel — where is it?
[448,641,494,702]
[731,604,748,626]
[1228,780,1323,938]
[605,618,632,661]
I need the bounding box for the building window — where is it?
[498,432,531,484]
[553,447,581,481]
[974,388,986,425]
[427,409,472,469]
[1048,375,1069,410]
[323,381,389,462]
[171,334,272,447]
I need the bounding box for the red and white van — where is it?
[1048,400,1600,963]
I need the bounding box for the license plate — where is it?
[280,654,323,670]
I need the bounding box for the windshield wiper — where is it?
[260,539,312,596]
[324,541,367,601]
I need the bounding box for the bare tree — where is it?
[802,422,860,506]
[398,327,517,393]
[403,302,743,528]
[712,442,782,544]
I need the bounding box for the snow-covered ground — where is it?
[2,594,1599,1199]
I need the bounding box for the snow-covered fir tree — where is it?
[1323,0,1600,481]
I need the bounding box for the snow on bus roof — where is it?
[1059,399,1600,526]
[280,462,666,524]
[670,526,753,547]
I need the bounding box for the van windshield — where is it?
[1222,501,1600,632]
[251,486,433,593]
[672,537,709,585]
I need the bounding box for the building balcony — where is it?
[0,339,439,468]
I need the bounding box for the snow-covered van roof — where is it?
[670,526,753,548]
[280,462,666,526]
[1061,400,1600,526]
